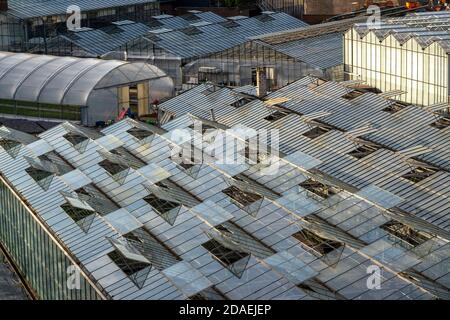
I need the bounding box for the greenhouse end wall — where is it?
[0,176,102,300]
[184,41,342,90]
[344,28,449,106]
[0,2,161,52]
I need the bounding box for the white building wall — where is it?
[344,28,448,106]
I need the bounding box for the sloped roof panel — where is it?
[14,56,81,102]
[62,60,126,105]
[0,114,447,299]
[50,11,309,59]
[0,54,58,100]
[351,11,450,51]
[5,0,161,19]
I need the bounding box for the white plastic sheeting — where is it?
[0,51,174,106]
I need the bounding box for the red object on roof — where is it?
[117,108,128,121]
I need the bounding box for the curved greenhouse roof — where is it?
[0,51,171,106]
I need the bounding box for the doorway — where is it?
[117,82,150,119]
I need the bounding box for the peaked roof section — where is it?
[160,77,450,234]
[255,15,368,45]
[3,0,163,19]
[350,11,450,51]
[46,11,308,59]
[254,32,343,70]
[44,11,229,57]
[1,112,449,299]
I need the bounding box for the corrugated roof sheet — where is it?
[49,12,308,59]
[256,32,343,69]
[255,15,367,45]
[46,12,227,56]
[160,76,450,235]
[1,115,448,300]
[4,0,162,19]
[352,11,450,51]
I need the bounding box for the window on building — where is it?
[156,178,201,203]
[63,132,88,146]
[38,151,73,174]
[264,110,289,122]
[222,185,262,207]
[0,139,21,158]
[147,18,162,28]
[214,221,275,259]
[25,151,73,189]
[201,86,219,96]
[342,91,363,100]
[103,25,123,35]
[299,178,338,199]
[230,98,252,109]
[298,279,344,300]
[401,166,438,183]
[143,183,187,226]
[25,167,54,189]
[255,14,275,22]
[61,202,95,223]
[123,228,181,271]
[98,159,128,176]
[146,33,162,42]
[233,174,281,199]
[382,103,406,114]
[0,139,20,152]
[181,26,202,36]
[430,117,450,130]
[189,286,227,300]
[202,239,249,267]
[109,146,146,168]
[75,184,119,216]
[348,144,381,159]
[188,122,216,135]
[173,146,204,172]
[219,20,239,28]
[302,126,330,139]
[144,194,179,215]
[168,141,196,171]
[265,67,276,81]
[145,178,200,222]
[98,147,145,179]
[242,144,262,164]
[380,221,432,247]
[215,224,231,234]
[182,13,201,22]
[127,128,153,140]
[178,159,195,171]
[293,229,343,255]
[108,250,149,276]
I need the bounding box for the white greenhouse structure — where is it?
[344,11,450,107]
[0,51,174,126]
